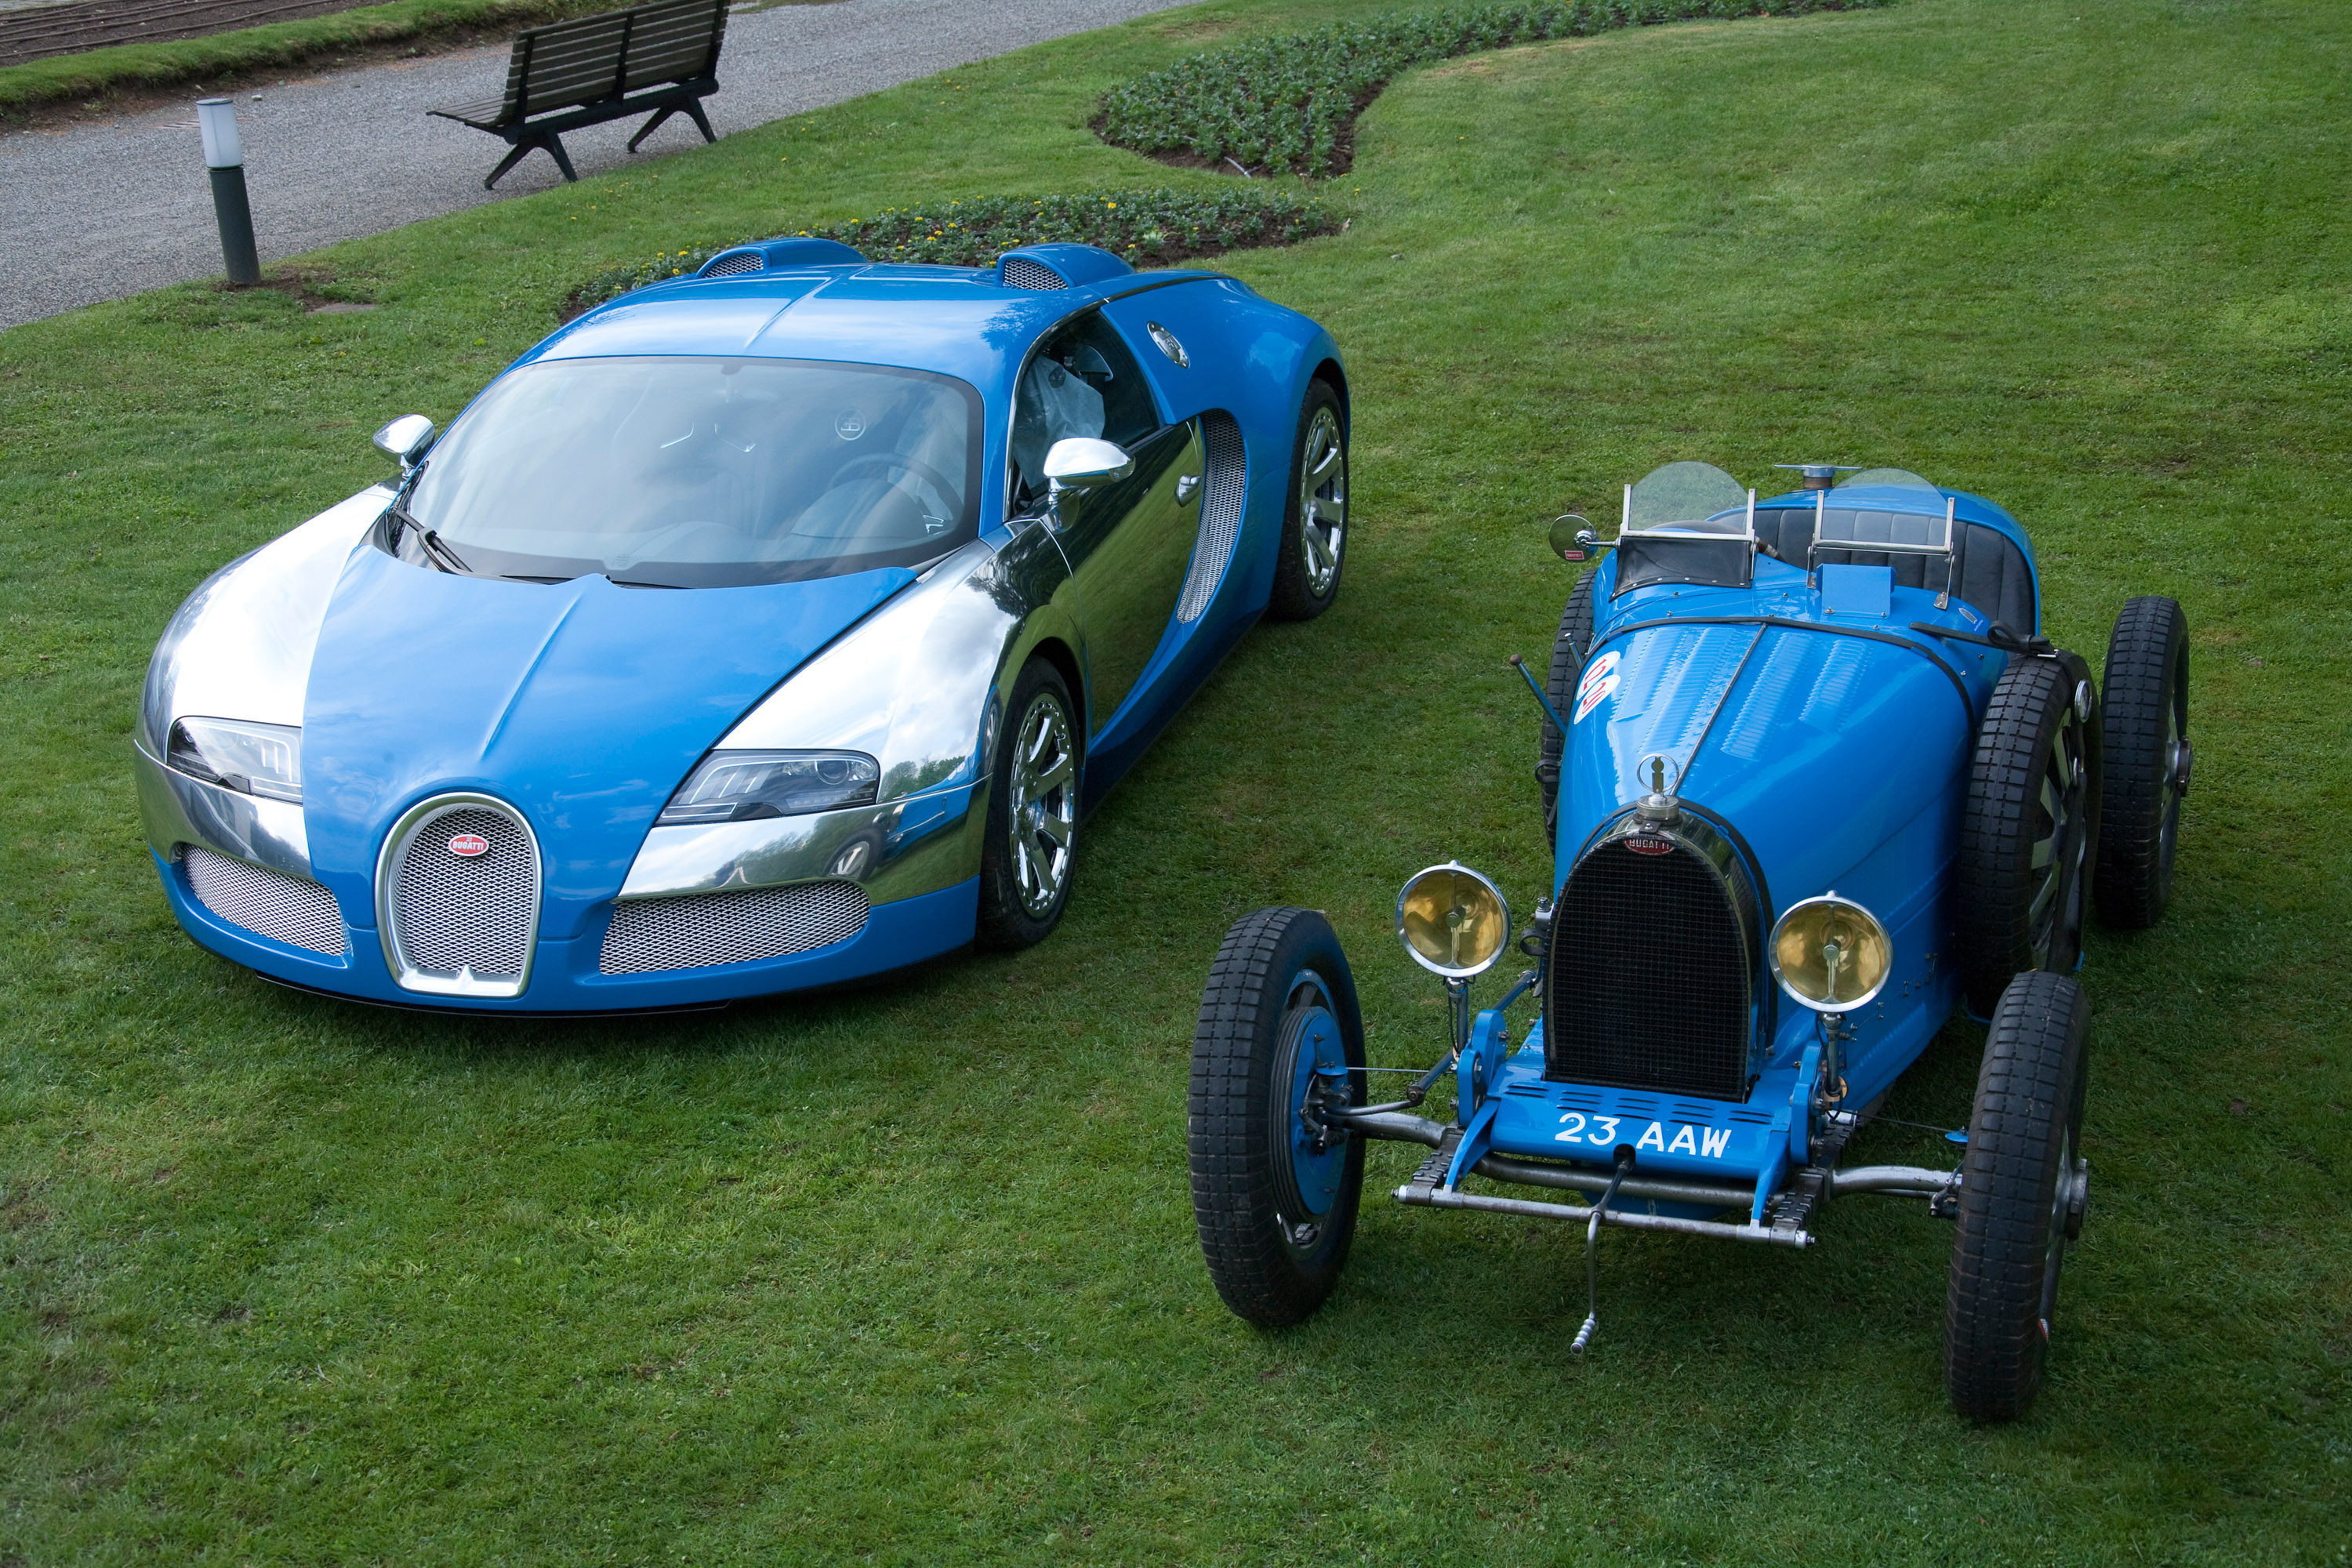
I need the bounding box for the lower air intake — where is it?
[1000,256,1065,290]
[1175,412,1247,622]
[183,846,344,955]
[1544,830,1755,1101]
[600,880,870,975]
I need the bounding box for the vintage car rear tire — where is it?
[1266,381,1348,622]
[1536,572,1596,839]
[975,659,1080,952]
[2092,597,2190,930]
[1956,653,2100,1015]
[1946,969,2090,1423]
[1189,906,1367,1326]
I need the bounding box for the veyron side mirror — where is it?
[1043,437,1134,492]
[1548,513,1606,564]
[372,414,436,470]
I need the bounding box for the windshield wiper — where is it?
[384,504,471,575]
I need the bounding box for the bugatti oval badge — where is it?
[1625,836,1675,857]
[447,833,490,858]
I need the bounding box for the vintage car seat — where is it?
[1752,506,2038,633]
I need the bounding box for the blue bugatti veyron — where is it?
[137,240,1349,1011]
[1188,461,2191,1422]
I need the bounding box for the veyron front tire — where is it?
[1956,652,2100,1014]
[1535,572,1595,840]
[975,659,1080,952]
[1947,970,2091,1422]
[1266,381,1348,622]
[2092,596,2190,930]
[1189,906,1367,1326]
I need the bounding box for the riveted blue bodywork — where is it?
[1439,481,2040,1224]
[137,247,1346,1011]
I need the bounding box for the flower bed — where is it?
[1098,0,1895,178]
[565,187,1337,316]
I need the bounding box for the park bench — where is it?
[429,0,728,190]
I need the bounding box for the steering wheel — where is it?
[830,452,960,505]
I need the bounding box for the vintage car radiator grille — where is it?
[599,880,870,975]
[386,802,537,984]
[1545,836,1753,1101]
[183,846,345,955]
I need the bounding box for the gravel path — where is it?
[0,0,1190,330]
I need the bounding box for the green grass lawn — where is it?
[4,0,2349,1559]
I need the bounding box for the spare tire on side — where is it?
[2092,596,2190,929]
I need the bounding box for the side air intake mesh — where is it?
[703,250,765,278]
[1000,256,1065,290]
[1544,837,1753,1101]
[390,804,535,981]
[1175,412,1247,622]
[184,847,345,955]
[601,881,870,975]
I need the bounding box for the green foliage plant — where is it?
[1098,0,1896,176]
[568,186,1335,313]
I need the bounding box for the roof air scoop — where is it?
[996,244,1135,291]
[999,255,1069,290]
[695,237,868,279]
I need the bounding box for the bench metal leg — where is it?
[682,98,717,144]
[488,132,578,190]
[484,140,536,191]
[540,132,579,183]
[626,106,677,153]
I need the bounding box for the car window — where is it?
[1008,312,1161,514]
[395,357,983,589]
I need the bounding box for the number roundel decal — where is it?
[1574,648,1622,723]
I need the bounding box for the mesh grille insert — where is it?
[601,881,870,975]
[1545,837,1752,1100]
[704,250,764,278]
[1175,411,1247,622]
[183,847,344,955]
[1000,256,1064,290]
[390,804,535,981]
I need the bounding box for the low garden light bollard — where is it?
[196,96,260,286]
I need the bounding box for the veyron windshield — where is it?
[392,357,985,589]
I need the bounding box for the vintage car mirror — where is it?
[1548,513,1602,564]
[1043,437,1134,492]
[372,414,435,470]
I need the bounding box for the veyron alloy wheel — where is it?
[977,659,1080,950]
[1947,970,2091,1422]
[1269,382,1348,621]
[1189,906,1367,1326]
[1956,653,2101,1014]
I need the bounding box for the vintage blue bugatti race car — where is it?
[1189,462,2191,1421]
[138,240,1348,1011]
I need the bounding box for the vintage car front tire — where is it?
[1189,906,1367,1326]
[2093,596,2190,930]
[1266,382,1348,622]
[1946,969,2091,1422]
[1536,572,1595,839]
[975,659,1080,951]
[1956,653,2100,1014]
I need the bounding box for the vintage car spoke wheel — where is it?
[1947,970,2090,1422]
[2092,596,2190,929]
[1535,572,1596,840]
[976,659,1080,950]
[1189,906,1367,1325]
[1268,382,1348,621]
[1956,653,2100,1015]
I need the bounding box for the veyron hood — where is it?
[296,546,916,940]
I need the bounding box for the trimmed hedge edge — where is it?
[1098,0,1901,178]
[564,187,1338,317]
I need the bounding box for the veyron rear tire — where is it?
[975,659,1080,952]
[1267,381,1348,622]
[2092,597,2190,930]
[1189,907,1367,1326]
[1536,572,1595,840]
[1946,970,2090,1423]
[1956,653,2100,1015]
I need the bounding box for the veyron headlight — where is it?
[1769,894,1893,1013]
[166,717,303,803]
[656,750,880,826]
[1396,862,1511,979]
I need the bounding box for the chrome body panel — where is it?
[139,486,386,754]
[133,740,313,877]
[619,779,978,904]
